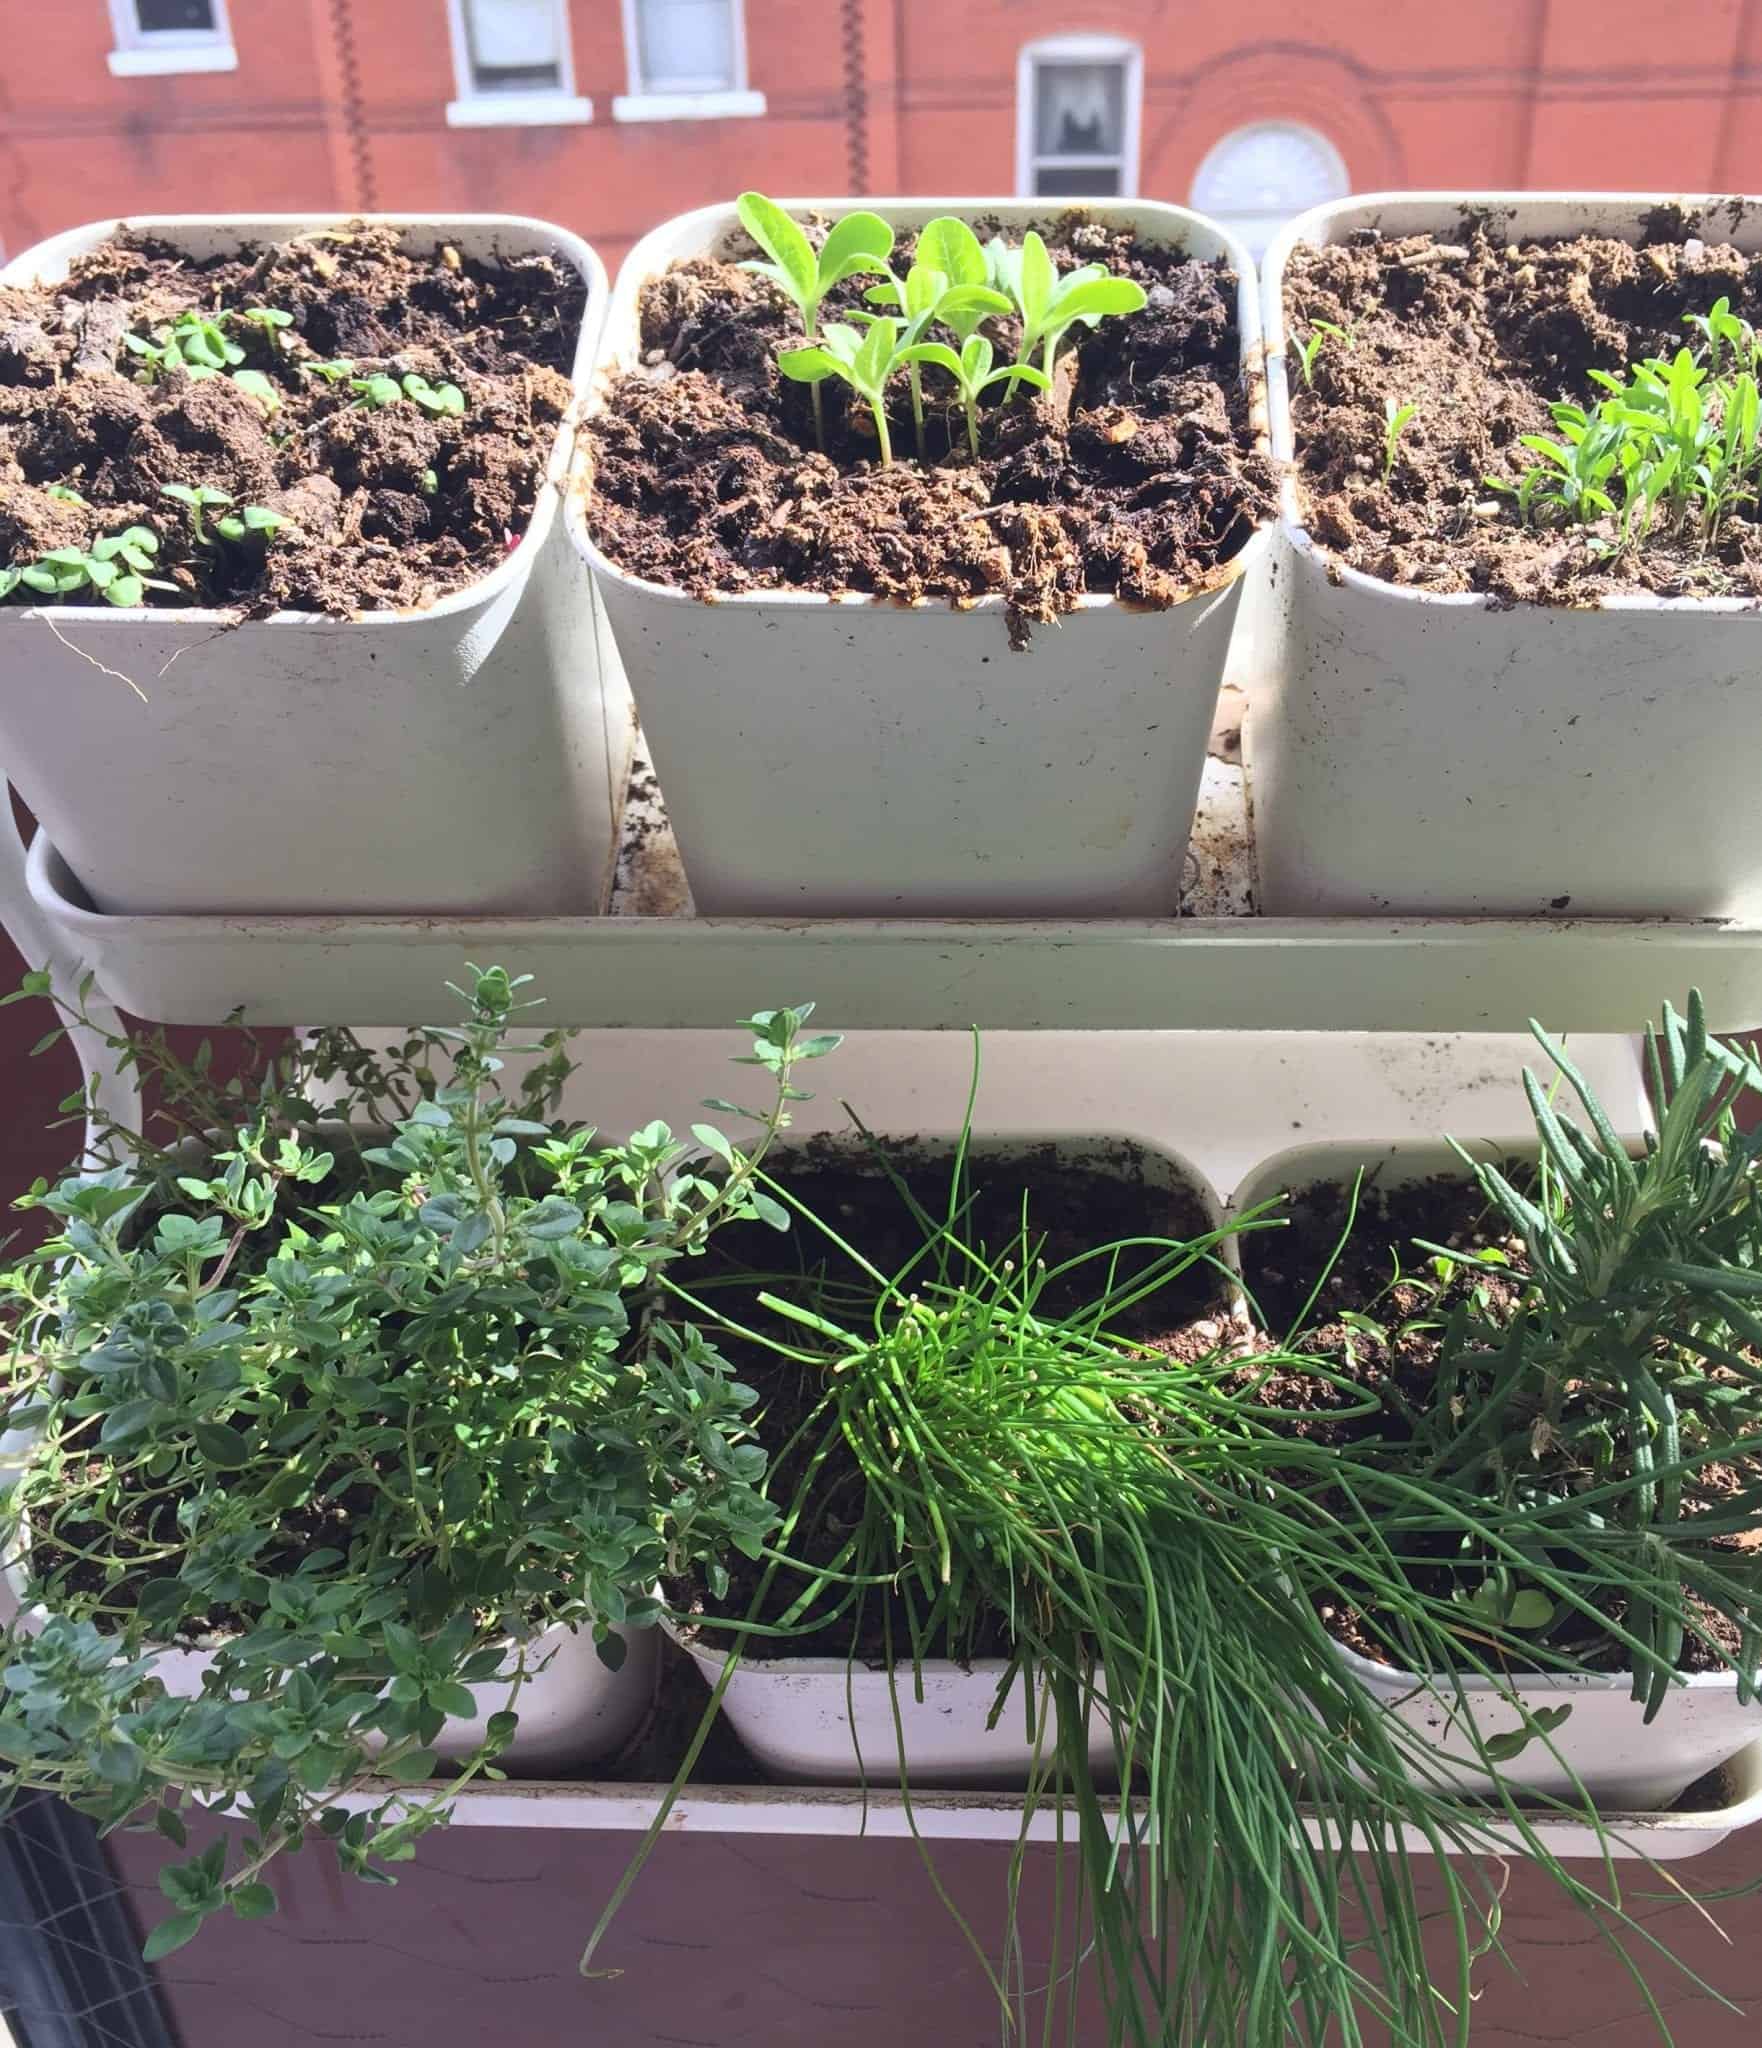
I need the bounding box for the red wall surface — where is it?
[5,3,1762,271]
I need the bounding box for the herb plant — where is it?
[0,969,839,1955]
[160,484,285,548]
[592,1109,1734,2047]
[0,528,173,608]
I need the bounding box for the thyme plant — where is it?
[0,969,838,1956]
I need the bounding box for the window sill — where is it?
[445,92,593,129]
[107,44,238,76]
[612,89,767,124]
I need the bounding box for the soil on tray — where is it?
[0,223,585,615]
[1242,1166,1755,1676]
[585,212,1272,640]
[1286,207,1762,599]
[670,1137,1234,1662]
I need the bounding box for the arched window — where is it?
[1190,122,1349,256]
[1016,36,1143,199]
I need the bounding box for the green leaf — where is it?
[1017,232,1055,326]
[898,342,964,381]
[691,1123,735,1164]
[230,370,281,412]
[104,574,145,608]
[230,1882,278,1920]
[776,345,836,385]
[1049,277,1148,328]
[193,1421,253,1467]
[385,1748,438,1782]
[916,216,988,290]
[143,1910,206,1962]
[736,193,817,311]
[817,211,894,290]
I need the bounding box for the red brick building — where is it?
[5,2,1762,273]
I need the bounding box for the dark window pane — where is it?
[1034,165,1123,198]
[136,0,217,30]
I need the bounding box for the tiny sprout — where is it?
[242,306,294,342]
[0,525,173,607]
[230,369,281,414]
[899,334,1049,458]
[42,483,86,506]
[214,505,286,544]
[778,318,906,467]
[1295,318,1353,388]
[1382,398,1418,484]
[987,230,1147,394]
[420,467,439,496]
[300,358,357,383]
[401,373,466,418]
[349,373,404,410]
[161,484,283,548]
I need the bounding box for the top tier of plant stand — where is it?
[13,745,1762,1037]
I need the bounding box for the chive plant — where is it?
[590,1118,1739,2046]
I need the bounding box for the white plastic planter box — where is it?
[1231,1139,1762,1808]
[0,214,632,916]
[573,197,1267,916]
[1254,193,1762,917]
[671,1628,1114,1788]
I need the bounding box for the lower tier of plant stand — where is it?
[334,1744,1762,1864]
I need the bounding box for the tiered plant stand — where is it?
[7,740,1762,1858]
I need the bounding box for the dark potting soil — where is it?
[670,1138,1234,1663]
[585,213,1272,638]
[1286,208,1762,599]
[0,223,585,614]
[1242,1167,1752,1676]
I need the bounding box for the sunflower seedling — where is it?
[987,229,1146,395]
[898,335,1049,458]
[738,193,894,448]
[778,319,909,466]
[1383,398,1418,483]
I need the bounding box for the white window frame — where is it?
[1015,34,1142,200]
[613,0,765,124]
[445,0,593,129]
[106,0,237,78]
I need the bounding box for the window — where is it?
[614,0,764,123]
[1190,123,1349,258]
[445,0,592,127]
[106,0,236,76]
[1016,36,1141,198]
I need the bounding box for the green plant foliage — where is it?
[1294,316,1353,387]
[1491,301,1762,550]
[0,527,174,608]
[159,483,284,548]
[0,969,840,1952]
[986,227,1147,391]
[735,192,894,344]
[898,335,1049,458]
[346,371,465,417]
[1382,397,1417,484]
[778,318,912,466]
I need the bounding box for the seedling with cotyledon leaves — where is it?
[778,319,913,466]
[347,370,466,417]
[160,484,285,549]
[986,228,1147,395]
[0,526,174,608]
[897,334,1049,458]
[861,217,1012,459]
[123,310,282,413]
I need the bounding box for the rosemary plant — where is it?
[0,969,838,1956]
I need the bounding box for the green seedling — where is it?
[300,357,357,383]
[986,229,1147,395]
[42,483,86,506]
[348,372,404,409]
[1382,398,1418,483]
[230,369,281,413]
[778,318,909,466]
[0,526,174,608]
[1295,317,1353,387]
[400,372,466,418]
[124,311,243,381]
[898,334,1049,457]
[160,484,284,548]
[863,218,1011,458]
[738,192,893,447]
[240,306,294,350]
[1683,295,1758,378]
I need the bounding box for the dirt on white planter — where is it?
[671,1627,1115,1788]
[573,196,1267,916]
[1230,1138,1762,1809]
[0,214,632,917]
[1253,193,1762,918]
